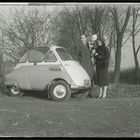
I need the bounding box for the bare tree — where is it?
[87,5,106,37]
[131,7,140,83]
[1,7,58,63]
[0,29,7,91]
[110,6,131,83]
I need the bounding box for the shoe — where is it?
[102,95,106,98]
[102,96,106,99]
[98,95,103,99]
[102,92,107,98]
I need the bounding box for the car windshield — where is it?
[56,48,74,61]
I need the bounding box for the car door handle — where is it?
[49,66,62,71]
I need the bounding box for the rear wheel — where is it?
[49,80,71,101]
[9,86,23,97]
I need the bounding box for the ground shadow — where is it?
[22,90,50,100]
[2,83,98,101]
[3,89,50,101]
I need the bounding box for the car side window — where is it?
[19,52,28,63]
[29,50,44,62]
[44,51,57,62]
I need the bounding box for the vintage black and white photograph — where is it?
[0,2,139,137]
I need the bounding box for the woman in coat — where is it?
[94,37,110,98]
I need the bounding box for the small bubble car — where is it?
[4,45,91,101]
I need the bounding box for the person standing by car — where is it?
[81,34,97,65]
[88,34,98,65]
[94,37,110,99]
[81,34,97,97]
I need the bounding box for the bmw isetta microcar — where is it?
[4,45,91,101]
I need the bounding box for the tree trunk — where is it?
[132,31,138,83]
[135,60,139,84]
[132,8,139,84]
[134,54,139,84]
[0,54,5,93]
[113,35,122,83]
[112,6,131,84]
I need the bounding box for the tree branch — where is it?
[136,45,140,54]
[121,6,131,34]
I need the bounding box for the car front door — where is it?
[27,49,61,90]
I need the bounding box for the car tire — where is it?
[9,86,23,97]
[72,89,90,99]
[49,80,71,101]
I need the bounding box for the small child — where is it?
[88,35,98,65]
[81,34,98,65]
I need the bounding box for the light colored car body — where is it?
[5,46,91,99]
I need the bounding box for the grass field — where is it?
[0,83,139,137]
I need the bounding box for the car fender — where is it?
[45,77,72,91]
[4,81,19,89]
[5,71,19,87]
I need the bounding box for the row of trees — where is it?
[0,4,139,87]
[56,5,140,83]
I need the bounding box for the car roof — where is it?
[51,45,64,49]
[28,46,64,54]
[31,47,49,54]
[30,45,63,50]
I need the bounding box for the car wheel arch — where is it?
[6,82,20,89]
[44,78,71,100]
[49,79,72,101]
[45,78,70,91]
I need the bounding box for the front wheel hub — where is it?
[53,85,66,98]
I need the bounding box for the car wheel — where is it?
[49,80,71,101]
[9,86,23,97]
[72,89,90,99]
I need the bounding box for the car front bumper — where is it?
[71,85,91,90]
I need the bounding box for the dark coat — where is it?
[94,45,110,86]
